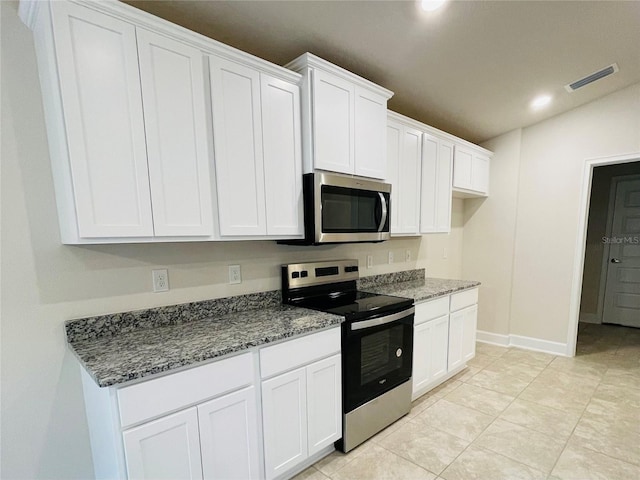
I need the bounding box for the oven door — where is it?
[312,172,391,243]
[342,307,414,413]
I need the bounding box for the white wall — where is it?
[465,82,640,348]
[0,3,464,477]
[462,128,522,337]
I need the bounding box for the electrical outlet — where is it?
[388,251,394,264]
[443,247,448,259]
[405,250,411,262]
[152,269,169,292]
[229,265,241,284]
[367,255,373,269]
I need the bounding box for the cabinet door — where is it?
[386,121,401,234]
[461,304,478,363]
[210,56,266,236]
[312,69,354,174]
[261,74,304,237]
[51,2,153,238]
[306,354,341,456]
[452,145,473,191]
[430,315,450,381]
[436,140,454,232]
[123,408,203,480]
[262,368,308,479]
[355,88,387,179]
[137,29,213,237]
[413,315,449,395]
[448,309,465,371]
[198,387,260,480]
[420,135,438,233]
[471,155,490,194]
[398,127,422,234]
[413,320,433,394]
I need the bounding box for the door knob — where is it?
[611,258,622,264]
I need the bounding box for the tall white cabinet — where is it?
[421,134,454,234]
[387,113,423,235]
[286,53,393,180]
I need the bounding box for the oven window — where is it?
[321,186,385,233]
[360,325,404,385]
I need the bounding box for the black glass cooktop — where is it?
[295,291,413,321]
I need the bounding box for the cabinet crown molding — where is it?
[20,0,302,85]
[387,109,493,157]
[286,52,393,99]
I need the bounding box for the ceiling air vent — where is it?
[565,63,619,92]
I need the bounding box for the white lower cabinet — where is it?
[123,408,203,480]
[262,367,308,478]
[82,329,341,480]
[262,354,341,479]
[260,328,341,480]
[198,386,261,480]
[448,304,478,370]
[412,289,478,400]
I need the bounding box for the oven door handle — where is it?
[377,192,388,232]
[351,307,414,331]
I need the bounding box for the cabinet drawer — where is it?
[118,352,254,428]
[260,327,341,379]
[450,288,479,312]
[415,296,449,325]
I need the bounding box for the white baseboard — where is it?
[476,330,510,346]
[579,312,601,325]
[477,330,568,356]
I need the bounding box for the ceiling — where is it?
[124,0,640,144]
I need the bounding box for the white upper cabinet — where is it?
[261,75,304,236]
[312,69,355,174]
[50,1,154,239]
[137,28,213,237]
[387,114,422,236]
[421,134,453,233]
[24,0,304,243]
[355,87,388,179]
[209,57,304,239]
[209,57,266,237]
[453,145,490,197]
[286,53,393,179]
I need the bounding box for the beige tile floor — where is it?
[294,323,640,480]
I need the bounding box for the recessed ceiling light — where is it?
[531,94,552,110]
[421,0,448,12]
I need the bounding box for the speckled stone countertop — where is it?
[359,270,480,303]
[66,291,342,388]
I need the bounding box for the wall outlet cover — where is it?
[152,269,169,292]
[367,255,373,269]
[229,265,242,284]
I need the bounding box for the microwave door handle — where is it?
[378,192,388,232]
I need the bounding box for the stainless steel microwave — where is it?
[289,171,391,245]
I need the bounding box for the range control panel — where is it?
[282,259,359,288]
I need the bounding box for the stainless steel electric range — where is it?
[282,259,414,452]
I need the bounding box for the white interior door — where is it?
[603,176,640,327]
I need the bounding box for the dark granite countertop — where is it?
[361,277,480,303]
[68,302,342,388]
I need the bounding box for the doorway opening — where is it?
[568,153,640,356]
